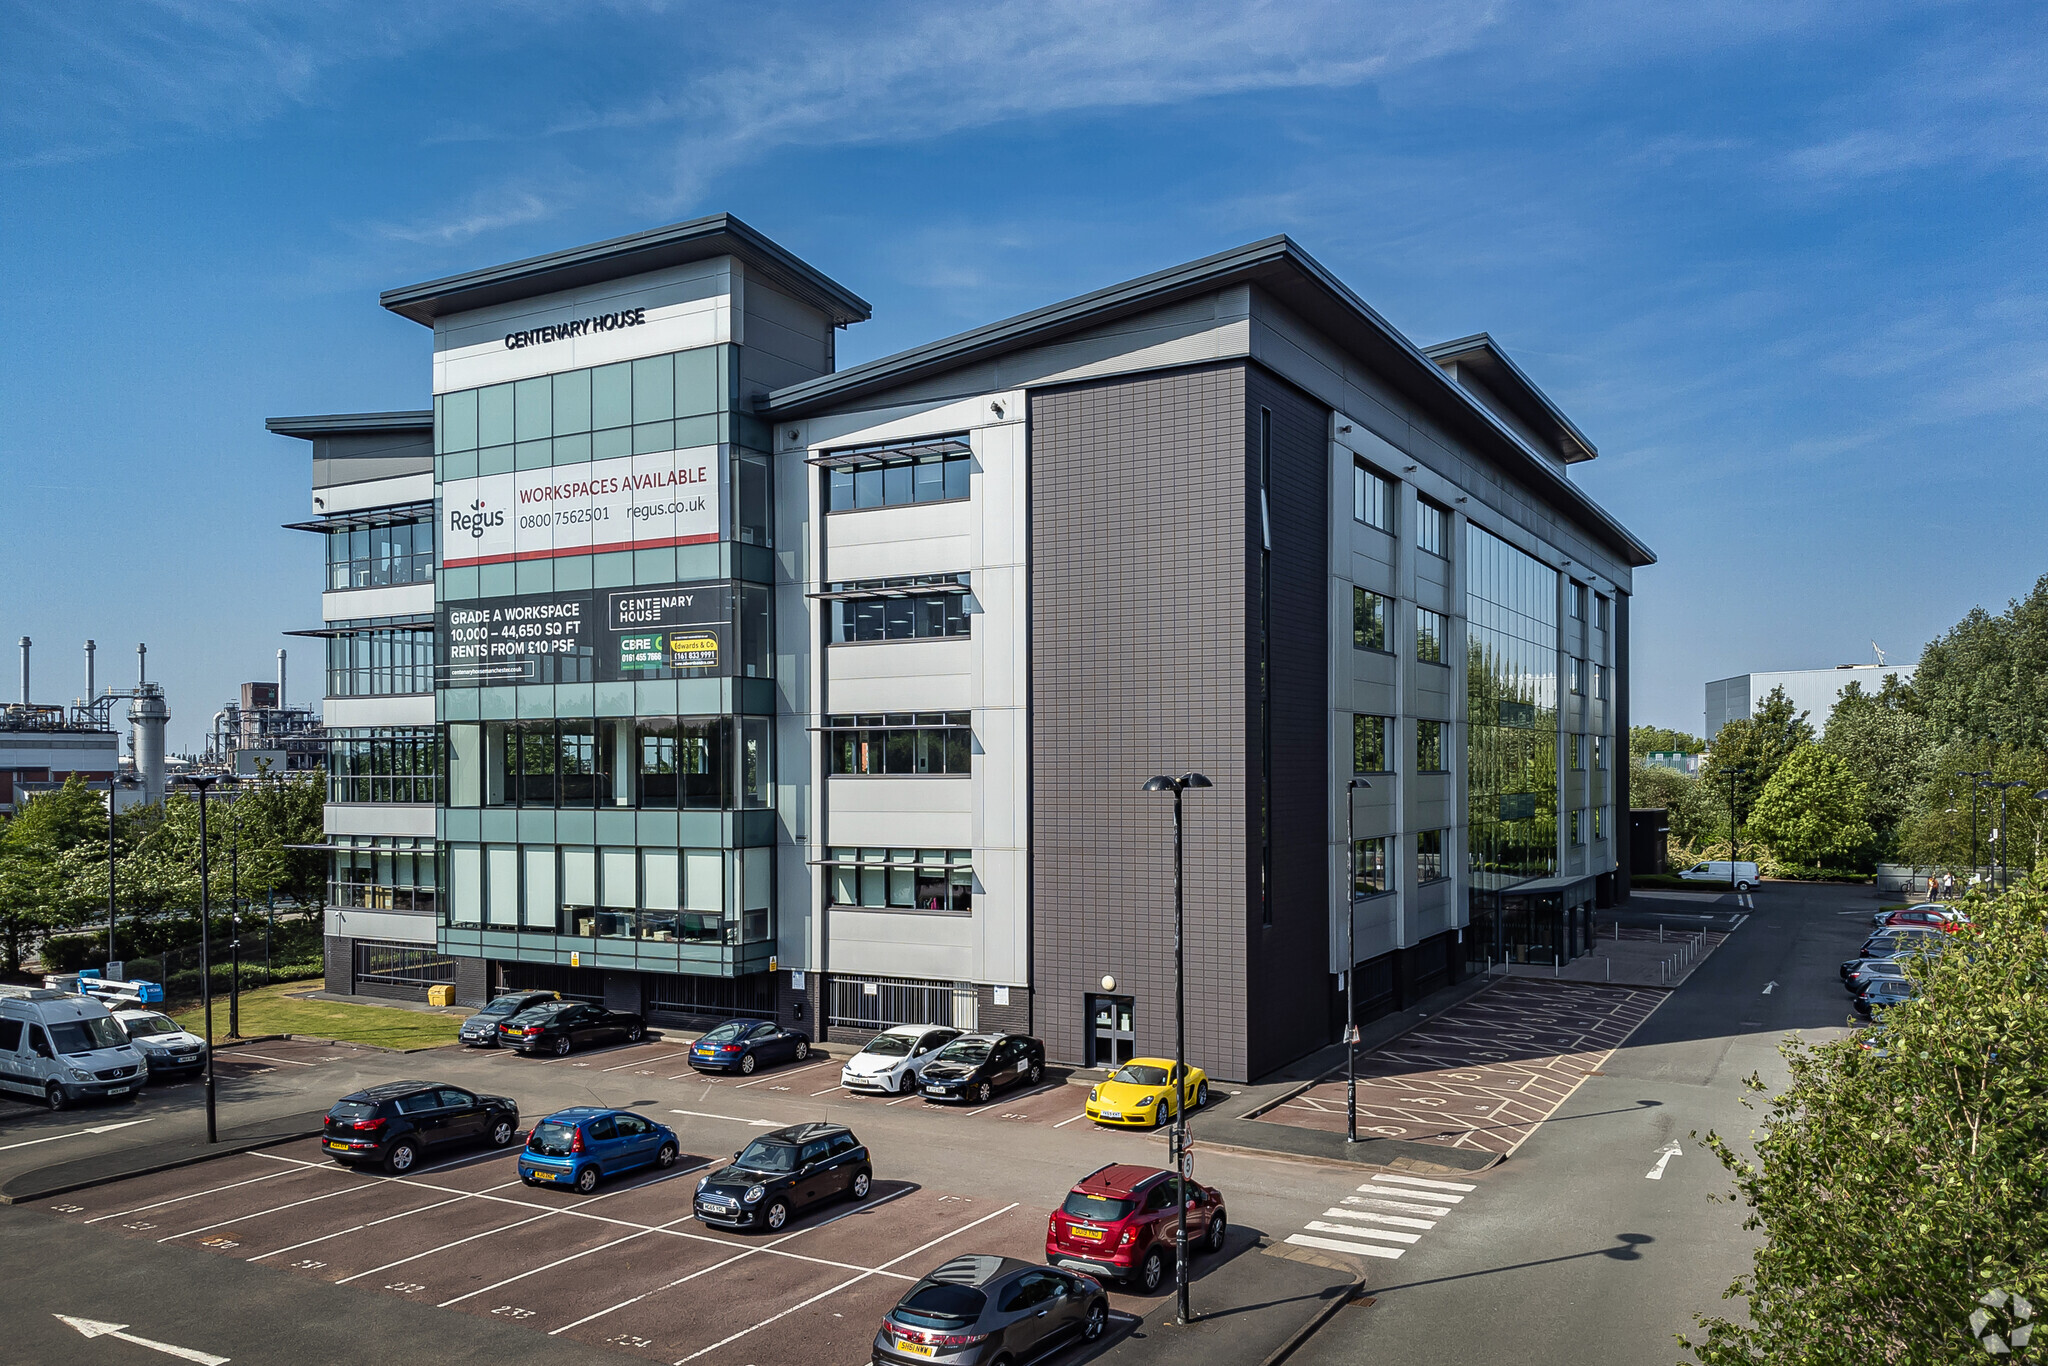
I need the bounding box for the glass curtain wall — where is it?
[1466,524,1562,965]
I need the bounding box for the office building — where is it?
[276,216,1653,1080]
[1704,663,1916,740]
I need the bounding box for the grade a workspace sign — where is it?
[440,446,719,569]
[436,580,733,685]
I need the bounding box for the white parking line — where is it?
[734,1058,833,1089]
[1303,1220,1419,1244]
[1052,1113,1090,1128]
[603,1049,696,1073]
[549,1183,917,1336]
[336,1210,557,1283]
[675,1202,1021,1363]
[1367,1174,1475,1193]
[438,1223,667,1307]
[249,1193,476,1261]
[812,1083,849,1097]
[669,1109,780,1128]
[159,1180,382,1243]
[956,1080,1063,1116]
[0,1119,155,1153]
[1286,1232,1404,1259]
[1318,1207,1435,1230]
[224,1051,317,1066]
[85,1166,302,1223]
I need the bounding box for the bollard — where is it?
[1660,923,1665,943]
[1606,957,1611,982]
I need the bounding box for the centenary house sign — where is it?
[502,307,648,350]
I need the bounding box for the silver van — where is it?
[0,986,150,1110]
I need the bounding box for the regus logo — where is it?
[449,499,504,539]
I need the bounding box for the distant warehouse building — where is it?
[1704,663,1916,740]
[273,215,1654,1081]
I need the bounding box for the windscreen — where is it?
[734,1140,798,1172]
[895,1283,987,1328]
[528,1121,579,1156]
[934,1039,990,1065]
[478,995,529,1017]
[50,1016,128,1054]
[122,1014,180,1037]
[1111,1064,1169,1087]
[1062,1191,1135,1222]
[862,1035,914,1057]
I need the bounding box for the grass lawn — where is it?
[170,979,464,1051]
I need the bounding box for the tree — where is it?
[1703,686,1815,820]
[1819,676,1933,857]
[1901,742,2048,878]
[1631,725,1705,761]
[1627,759,1722,850]
[0,776,111,972]
[1912,573,2048,752]
[1746,745,1874,868]
[1685,881,2048,1363]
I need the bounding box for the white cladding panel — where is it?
[325,909,438,944]
[316,472,433,516]
[325,584,434,622]
[323,695,434,728]
[325,803,438,838]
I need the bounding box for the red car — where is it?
[1045,1163,1227,1293]
[1873,908,1967,933]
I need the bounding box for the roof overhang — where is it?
[1423,334,1597,464]
[266,412,434,440]
[378,213,871,329]
[764,236,1653,569]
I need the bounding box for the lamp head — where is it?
[1142,776,1174,792]
[1181,772,1212,790]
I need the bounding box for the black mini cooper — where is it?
[693,1122,872,1232]
[918,1033,1046,1105]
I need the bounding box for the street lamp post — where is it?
[2034,791,2048,883]
[229,806,242,1040]
[1142,771,1211,1329]
[1960,771,1991,888]
[1989,781,2028,891]
[1344,778,1368,1143]
[177,773,223,1143]
[1723,764,1752,889]
[106,777,120,965]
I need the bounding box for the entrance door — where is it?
[1087,995,1135,1067]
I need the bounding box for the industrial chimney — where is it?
[18,636,29,706]
[85,639,96,703]
[277,648,287,712]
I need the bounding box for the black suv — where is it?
[324,1081,520,1174]
[918,1033,1045,1105]
[693,1122,872,1233]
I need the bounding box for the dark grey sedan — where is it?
[872,1255,1109,1364]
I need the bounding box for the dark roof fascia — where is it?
[378,213,871,329]
[766,237,1654,568]
[266,412,434,440]
[1423,333,1599,464]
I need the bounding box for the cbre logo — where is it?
[449,499,505,539]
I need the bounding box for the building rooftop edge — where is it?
[266,412,435,439]
[1422,332,1598,464]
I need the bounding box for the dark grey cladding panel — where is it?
[1243,365,1332,1081]
[1030,364,1254,1083]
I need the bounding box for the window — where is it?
[1596,665,1609,700]
[1353,836,1389,898]
[1416,500,1449,557]
[326,621,435,697]
[436,349,721,456]
[329,842,439,916]
[1593,808,1605,840]
[1595,594,1610,630]
[825,848,973,911]
[1593,735,1607,769]
[325,515,435,591]
[824,713,972,776]
[1417,720,1445,772]
[1416,608,1445,665]
[1352,714,1391,773]
[1353,460,1394,532]
[830,583,971,643]
[824,437,973,511]
[1353,587,1387,652]
[476,717,740,809]
[1571,658,1588,695]
[1570,734,1586,771]
[327,727,442,804]
[1570,810,1584,845]
[1417,829,1447,883]
[1569,582,1586,619]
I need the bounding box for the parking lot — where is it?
[1254,979,1666,1155]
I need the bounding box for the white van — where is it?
[1678,860,1761,892]
[0,986,150,1110]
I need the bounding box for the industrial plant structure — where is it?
[2,638,168,813]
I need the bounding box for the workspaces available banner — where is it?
[440,446,718,568]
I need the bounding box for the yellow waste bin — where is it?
[427,984,455,1007]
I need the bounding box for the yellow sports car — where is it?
[1085,1058,1209,1128]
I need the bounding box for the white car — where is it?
[839,1024,962,1095]
[0,986,150,1109]
[112,1008,209,1080]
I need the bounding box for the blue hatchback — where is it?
[518,1107,680,1194]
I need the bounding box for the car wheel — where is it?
[385,1140,419,1175]
[850,1168,872,1201]
[627,1023,644,1043]
[764,1199,790,1231]
[574,1165,600,1194]
[1196,1081,1210,1110]
[1083,1301,1108,1341]
[489,1118,516,1147]
[553,1035,572,1057]
[739,1052,758,1076]
[794,1040,810,1062]
[44,1082,68,1112]
[1027,1061,1043,1084]
[1136,1247,1166,1294]
[1206,1211,1228,1253]
[975,1081,992,1105]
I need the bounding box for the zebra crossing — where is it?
[1283,1171,1476,1261]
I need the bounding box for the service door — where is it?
[1087,995,1135,1068]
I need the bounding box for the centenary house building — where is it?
[274,214,1653,1082]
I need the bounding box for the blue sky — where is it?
[2,1,2043,751]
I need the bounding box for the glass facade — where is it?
[326,621,435,696]
[1465,523,1559,888]
[328,727,442,804]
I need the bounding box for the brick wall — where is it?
[322,934,353,994]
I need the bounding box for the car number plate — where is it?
[898,1344,937,1359]
[325,1140,346,1149]
[924,1086,946,1096]
[1070,1227,1103,1240]
[1098,1109,1121,1119]
[107,1086,130,1095]
[534,1171,556,1181]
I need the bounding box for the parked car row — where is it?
[0,984,209,1110]
[1843,913,1957,1021]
